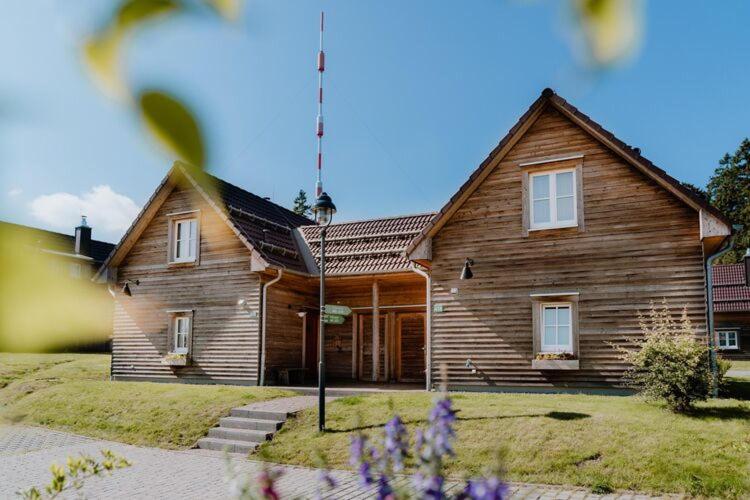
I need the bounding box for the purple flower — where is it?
[317,468,337,490]
[412,473,446,500]
[350,434,375,486]
[377,473,394,500]
[464,477,509,500]
[383,415,409,471]
[256,467,283,500]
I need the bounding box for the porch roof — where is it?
[299,213,434,275]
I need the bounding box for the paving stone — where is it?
[1,425,677,499]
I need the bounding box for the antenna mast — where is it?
[315,11,325,198]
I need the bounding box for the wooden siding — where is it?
[429,106,708,389]
[263,272,316,381]
[113,182,261,384]
[715,312,750,360]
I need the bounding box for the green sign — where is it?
[323,314,346,325]
[324,304,352,316]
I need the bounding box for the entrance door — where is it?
[304,313,319,381]
[359,314,387,382]
[397,313,426,383]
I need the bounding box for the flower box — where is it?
[532,359,579,370]
[161,353,188,366]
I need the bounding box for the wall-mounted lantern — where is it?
[122,279,140,296]
[460,258,474,280]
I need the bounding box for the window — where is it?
[718,330,739,350]
[172,218,198,263]
[541,304,573,352]
[530,169,577,230]
[173,315,191,354]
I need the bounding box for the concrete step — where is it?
[208,427,272,442]
[230,408,289,421]
[196,437,259,454]
[219,416,284,432]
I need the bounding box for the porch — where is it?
[301,272,428,387]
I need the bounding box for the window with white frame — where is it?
[530,169,577,230]
[541,304,573,352]
[718,330,739,350]
[173,315,191,354]
[172,218,198,263]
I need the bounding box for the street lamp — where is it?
[312,192,336,431]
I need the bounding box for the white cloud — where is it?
[8,187,23,197]
[30,185,140,234]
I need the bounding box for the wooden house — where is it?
[711,264,750,359]
[96,89,732,391]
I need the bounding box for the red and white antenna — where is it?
[315,11,325,198]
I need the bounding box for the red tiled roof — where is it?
[300,213,434,275]
[713,263,750,312]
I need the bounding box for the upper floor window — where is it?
[718,330,739,350]
[530,169,577,230]
[171,218,198,263]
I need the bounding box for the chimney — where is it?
[75,215,92,257]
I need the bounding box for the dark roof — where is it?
[300,213,434,275]
[713,264,750,312]
[197,171,314,272]
[0,220,115,263]
[405,88,731,256]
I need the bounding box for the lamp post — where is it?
[312,192,336,431]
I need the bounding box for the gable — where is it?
[120,181,254,269]
[406,89,731,259]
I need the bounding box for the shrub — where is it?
[716,355,732,396]
[617,301,712,412]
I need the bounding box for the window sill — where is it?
[162,353,189,366]
[528,223,579,232]
[532,359,579,370]
[718,347,739,351]
[168,260,197,267]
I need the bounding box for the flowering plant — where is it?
[349,393,508,500]
[534,352,577,361]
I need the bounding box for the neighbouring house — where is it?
[1,218,114,280]
[0,218,115,352]
[95,89,732,391]
[712,264,750,359]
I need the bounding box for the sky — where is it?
[0,1,748,244]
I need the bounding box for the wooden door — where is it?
[397,313,426,383]
[359,314,387,382]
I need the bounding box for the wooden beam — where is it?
[372,280,379,382]
[300,312,307,369]
[351,312,358,380]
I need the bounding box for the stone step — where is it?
[196,437,259,454]
[230,408,289,421]
[208,427,272,442]
[219,416,284,432]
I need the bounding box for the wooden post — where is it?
[351,312,358,380]
[372,280,379,382]
[301,312,307,369]
[388,311,396,382]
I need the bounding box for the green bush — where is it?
[618,301,712,412]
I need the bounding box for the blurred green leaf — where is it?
[139,90,206,168]
[572,0,641,67]
[116,0,180,30]
[83,0,181,98]
[204,0,242,21]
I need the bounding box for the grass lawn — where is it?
[0,353,294,449]
[259,391,750,498]
[730,359,750,372]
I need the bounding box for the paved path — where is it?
[234,395,334,414]
[0,425,674,499]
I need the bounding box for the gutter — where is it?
[410,264,432,391]
[259,269,283,386]
[705,226,740,397]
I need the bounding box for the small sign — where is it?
[324,304,352,316]
[433,304,444,313]
[323,314,346,325]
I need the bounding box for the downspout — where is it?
[705,228,739,397]
[259,268,283,386]
[107,284,116,382]
[410,264,432,391]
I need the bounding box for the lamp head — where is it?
[312,192,336,226]
[460,258,474,280]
